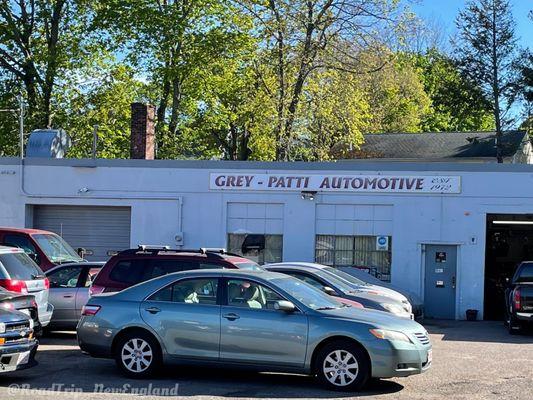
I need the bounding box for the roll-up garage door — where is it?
[33,205,131,261]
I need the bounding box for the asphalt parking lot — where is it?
[0,321,531,400]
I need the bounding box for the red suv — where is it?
[90,246,261,296]
[0,227,84,271]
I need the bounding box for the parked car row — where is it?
[0,227,433,391]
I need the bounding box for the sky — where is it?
[409,0,532,50]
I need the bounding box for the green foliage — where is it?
[408,50,494,132]
[454,0,522,162]
[357,52,432,134]
[55,64,148,159]
[0,1,524,161]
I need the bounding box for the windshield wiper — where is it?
[31,273,46,280]
[315,306,338,310]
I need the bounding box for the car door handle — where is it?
[222,313,240,321]
[145,307,161,314]
[63,295,74,298]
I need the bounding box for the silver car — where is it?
[268,262,413,313]
[0,246,53,328]
[77,269,431,391]
[46,262,104,330]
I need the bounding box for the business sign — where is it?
[376,236,389,251]
[209,173,461,194]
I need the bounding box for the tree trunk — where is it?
[491,3,503,163]
[168,77,183,136]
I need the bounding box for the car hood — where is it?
[352,285,408,302]
[0,308,30,323]
[317,306,425,332]
[344,291,402,305]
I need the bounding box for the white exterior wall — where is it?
[2,157,533,320]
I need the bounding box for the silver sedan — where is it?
[77,269,432,391]
[46,262,104,330]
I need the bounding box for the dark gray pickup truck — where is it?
[505,262,533,334]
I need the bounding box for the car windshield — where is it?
[0,252,44,280]
[32,234,82,263]
[309,269,360,294]
[235,262,263,271]
[515,263,533,282]
[271,276,344,310]
[323,266,369,286]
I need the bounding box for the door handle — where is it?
[62,295,74,298]
[145,307,161,314]
[222,313,240,321]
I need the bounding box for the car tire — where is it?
[315,340,370,392]
[114,331,162,378]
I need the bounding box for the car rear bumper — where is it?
[77,319,115,358]
[39,303,54,327]
[515,312,533,321]
[0,340,38,373]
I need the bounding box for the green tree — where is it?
[455,0,521,162]
[301,69,371,160]
[0,0,98,129]
[357,52,431,133]
[410,50,494,132]
[95,0,253,158]
[240,0,403,160]
[55,64,148,159]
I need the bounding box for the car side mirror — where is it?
[323,286,336,296]
[274,300,296,312]
[77,248,94,257]
[28,252,40,265]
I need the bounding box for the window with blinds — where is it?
[315,235,392,281]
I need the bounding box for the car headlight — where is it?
[369,328,412,343]
[382,303,407,315]
[0,322,5,334]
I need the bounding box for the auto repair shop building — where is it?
[1,156,533,321]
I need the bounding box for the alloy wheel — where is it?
[322,349,359,387]
[121,338,153,373]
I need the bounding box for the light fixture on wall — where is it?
[493,220,533,225]
[301,190,317,201]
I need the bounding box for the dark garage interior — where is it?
[484,214,533,320]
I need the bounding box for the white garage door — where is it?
[33,205,131,261]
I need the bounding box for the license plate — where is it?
[17,351,31,366]
[427,349,433,364]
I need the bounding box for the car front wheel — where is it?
[315,340,370,391]
[115,331,161,378]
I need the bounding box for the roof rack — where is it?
[116,245,242,259]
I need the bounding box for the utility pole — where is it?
[19,94,24,160]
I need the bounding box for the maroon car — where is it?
[0,227,84,272]
[90,246,261,296]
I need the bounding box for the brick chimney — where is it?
[130,103,155,159]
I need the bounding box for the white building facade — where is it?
[1,157,533,320]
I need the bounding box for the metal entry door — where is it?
[424,245,457,319]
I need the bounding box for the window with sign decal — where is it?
[314,235,392,281]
